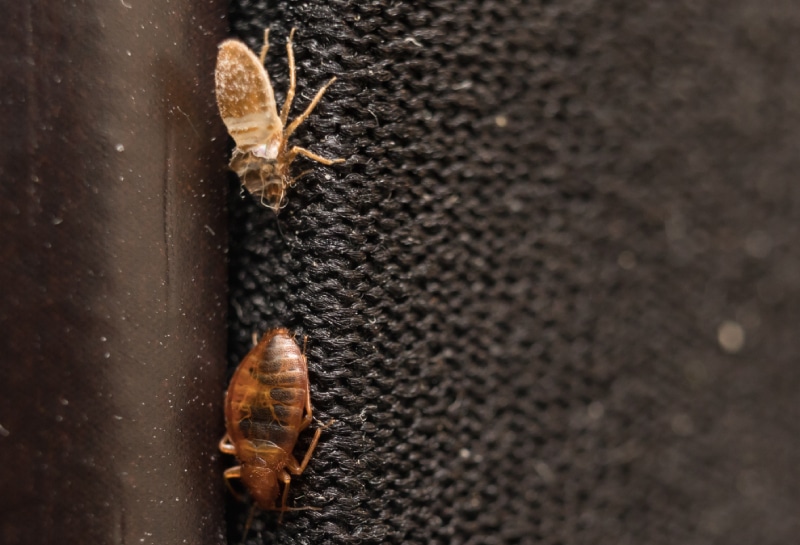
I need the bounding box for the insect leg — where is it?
[223,465,242,480]
[219,434,237,455]
[288,169,314,187]
[284,76,338,139]
[241,503,258,543]
[279,28,298,127]
[277,470,292,523]
[293,336,314,432]
[223,465,245,501]
[259,28,270,65]
[272,472,325,517]
[298,382,313,432]
[286,420,335,475]
[270,477,326,521]
[287,146,345,166]
[224,466,241,479]
[270,471,321,519]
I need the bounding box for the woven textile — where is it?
[224,1,800,543]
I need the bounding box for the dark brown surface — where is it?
[0,2,228,544]
[223,1,800,544]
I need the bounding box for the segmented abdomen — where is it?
[225,329,309,453]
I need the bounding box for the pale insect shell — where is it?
[215,39,282,160]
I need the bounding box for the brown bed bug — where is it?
[214,28,344,212]
[219,328,331,519]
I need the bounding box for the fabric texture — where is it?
[224,1,800,543]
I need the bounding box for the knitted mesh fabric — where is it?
[223,1,800,543]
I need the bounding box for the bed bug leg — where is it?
[277,470,293,522]
[285,76,339,139]
[219,434,237,455]
[238,502,260,545]
[292,419,336,474]
[294,339,314,432]
[220,436,247,501]
[288,169,314,187]
[274,470,324,523]
[280,28,298,126]
[287,146,346,167]
[273,420,335,521]
[259,28,270,65]
[222,465,245,502]
[222,464,241,480]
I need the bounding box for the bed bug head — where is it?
[229,149,287,212]
[241,463,281,510]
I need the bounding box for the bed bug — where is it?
[219,329,331,520]
[214,28,344,212]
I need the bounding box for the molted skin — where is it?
[214,29,345,212]
[214,39,281,153]
[221,329,310,510]
[229,150,285,211]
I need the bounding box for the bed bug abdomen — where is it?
[225,329,309,455]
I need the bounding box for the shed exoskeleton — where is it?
[214,29,344,211]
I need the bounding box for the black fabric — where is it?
[224,1,800,544]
